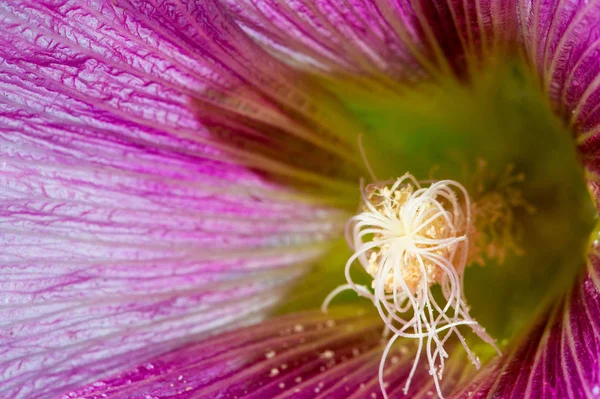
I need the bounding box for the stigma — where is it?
[359,175,469,294]
[325,173,501,399]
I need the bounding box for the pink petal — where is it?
[0,0,355,397]
[518,0,600,118]
[220,0,519,78]
[60,308,471,399]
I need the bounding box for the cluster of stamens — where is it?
[363,182,456,294]
[324,173,500,399]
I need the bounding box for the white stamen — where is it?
[324,173,499,399]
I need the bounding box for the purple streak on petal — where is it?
[552,2,600,126]
[451,249,600,399]
[0,0,351,397]
[520,0,600,122]
[220,0,519,80]
[61,308,472,399]
[219,0,432,78]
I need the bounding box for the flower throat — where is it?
[321,57,596,398]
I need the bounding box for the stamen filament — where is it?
[324,173,499,399]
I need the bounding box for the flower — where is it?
[1,1,600,399]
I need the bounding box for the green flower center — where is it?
[280,58,598,367]
[324,58,597,355]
